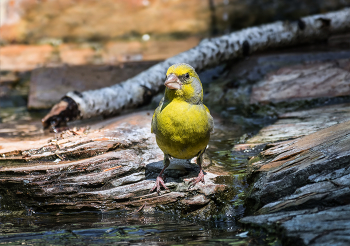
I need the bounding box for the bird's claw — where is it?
[150,176,169,194]
[188,170,205,189]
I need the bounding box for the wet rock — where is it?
[250,59,350,104]
[246,119,350,212]
[226,51,350,89]
[246,102,350,143]
[236,104,350,244]
[0,111,234,219]
[241,205,350,246]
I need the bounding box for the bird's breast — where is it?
[155,100,210,159]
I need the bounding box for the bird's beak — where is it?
[164,73,182,90]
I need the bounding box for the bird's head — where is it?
[164,63,203,104]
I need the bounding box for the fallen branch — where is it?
[42,8,350,128]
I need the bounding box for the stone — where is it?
[246,120,350,211]
[246,103,350,144]
[236,104,350,245]
[250,59,350,104]
[0,111,233,219]
[223,58,350,243]
[241,205,350,246]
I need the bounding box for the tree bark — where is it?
[43,8,350,127]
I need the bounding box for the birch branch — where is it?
[42,8,350,128]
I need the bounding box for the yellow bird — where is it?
[150,63,214,193]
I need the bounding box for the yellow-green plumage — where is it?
[150,63,214,193]
[154,100,211,159]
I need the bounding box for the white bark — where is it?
[66,8,350,119]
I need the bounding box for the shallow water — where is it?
[0,211,258,245]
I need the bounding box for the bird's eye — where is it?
[185,73,190,78]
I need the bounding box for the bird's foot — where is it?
[150,176,169,194]
[188,170,205,189]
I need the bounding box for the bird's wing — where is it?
[151,97,164,134]
[204,105,210,114]
[208,113,214,133]
[204,105,214,133]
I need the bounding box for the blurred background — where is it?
[0,0,350,133]
[1,0,350,68]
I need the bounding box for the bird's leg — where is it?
[189,149,205,188]
[150,154,170,194]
